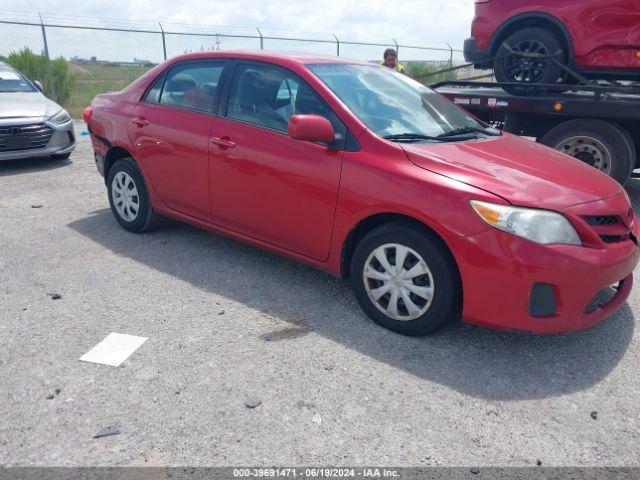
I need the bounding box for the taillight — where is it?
[83,107,93,124]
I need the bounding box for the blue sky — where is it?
[3,0,474,62]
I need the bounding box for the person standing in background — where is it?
[381,48,406,73]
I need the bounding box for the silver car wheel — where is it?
[111,171,140,222]
[555,136,612,174]
[363,243,435,321]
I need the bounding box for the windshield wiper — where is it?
[436,126,501,138]
[383,133,453,143]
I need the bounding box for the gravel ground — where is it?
[0,122,639,467]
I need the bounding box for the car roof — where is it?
[165,50,375,67]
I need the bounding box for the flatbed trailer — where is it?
[433,81,640,184]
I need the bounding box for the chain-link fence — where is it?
[0,11,468,117]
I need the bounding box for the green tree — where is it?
[405,62,458,86]
[1,48,75,105]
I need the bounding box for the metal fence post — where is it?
[257,28,264,50]
[39,13,57,102]
[333,34,340,56]
[159,22,167,60]
[446,43,453,68]
[393,38,399,57]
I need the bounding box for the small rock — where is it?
[470,467,480,475]
[312,413,322,425]
[536,460,543,466]
[217,311,226,316]
[244,397,262,409]
[93,426,120,439]
[31,204,43,209]
[50,293,62,300]
[45,388,61,400]
[323,364,334,371]
[591,411,598,420]
[22,307,27,311]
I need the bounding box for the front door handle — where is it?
[210,136,236,149]
[132,117,150,128]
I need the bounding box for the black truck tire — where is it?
[540,119,635,185]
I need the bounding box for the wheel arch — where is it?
[103,146,134,184]
[340,212,460,282]
[489,12,574,65]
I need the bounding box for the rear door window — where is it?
[157,62,226,114]
[143,74,165,103]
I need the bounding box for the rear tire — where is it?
[106,157,160,233]
[540,119,634,185]
[350,222,461,337]
[494,27,565,95]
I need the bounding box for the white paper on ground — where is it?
[79,333,148,367]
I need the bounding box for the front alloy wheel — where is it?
[363,243,435,321]
[351,223,461,336]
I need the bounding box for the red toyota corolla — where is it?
[85,51,639,336]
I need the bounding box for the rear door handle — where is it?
[210,136,236,149]
[132,117,149,127]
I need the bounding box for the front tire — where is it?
[106,158,160,233]
[350,223,461,336]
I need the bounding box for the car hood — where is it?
[0,91,62,124]
[402,134,621,210]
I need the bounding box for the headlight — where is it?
[470,200,581,246]
[49,109,70,124]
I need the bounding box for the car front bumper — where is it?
[451,196,640,334]
[0,119,76,161]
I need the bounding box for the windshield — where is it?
[308,63,484,139]
[0,67,36,93]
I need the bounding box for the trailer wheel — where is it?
[540,119,634,185]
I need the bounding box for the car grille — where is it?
[584,215,620,227]
[581,214,632,244]
[0,123,54,152]
[600,234,630,244]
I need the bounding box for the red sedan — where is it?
[85,51,639,336]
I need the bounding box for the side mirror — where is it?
[33,80,43,92]
[288,114,335,145]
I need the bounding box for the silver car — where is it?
[0,61,75,161]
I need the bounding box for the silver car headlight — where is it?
[470,200,581,246]
[49,109,71,124]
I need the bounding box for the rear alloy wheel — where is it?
[112,171,140,222]
[107,157,160,233]
[540,119,635,185]
[351,223,461,336]
[494,27,565,95]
